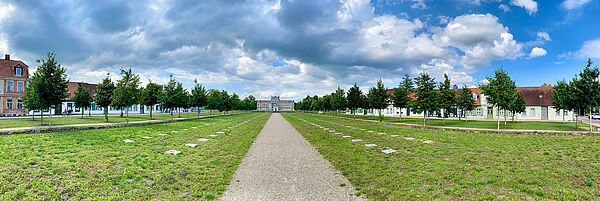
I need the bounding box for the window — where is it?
[530,108,536,117]
[17,82,23,92]
[476,108,481,116]
[565,111,568,116]
[6,81,13,92]
[6,99,12,109]
[15,68,22,76]
[17,99,23,109]
[522,110,527,117]
[556,110,561,116]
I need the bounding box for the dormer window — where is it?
[15,67,22,76]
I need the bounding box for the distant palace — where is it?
[257,96,294,112]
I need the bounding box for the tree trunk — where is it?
[379,109,383,122]
[81,107,84,119]
[40,110,43,125]
[399,107,402,121]
[504,109,507,126]
[32,111,35,121]
[126,107,129,124]
[104,107,109,122]
[170,108,173,120]
[178,108,181,118]
[197,106,200,119]
[458,108,461,121]
[49,107,52,128]
[150,106,153,120]
[442,108,445,125]
[589,108,592,132]
[88,107,91,116]
[497,107,500,130]
[120,108,123,117]
[562,109,564,123]
[423,111,426,128]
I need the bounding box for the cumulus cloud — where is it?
[0,0,527,100]
[528,47,547,58]
[562,0,593,10]
[578,38,600,58]
[499,4,511,12]
[537,32,551,41]
[510,0,538,15]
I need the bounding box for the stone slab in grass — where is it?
[209,135,219,137]
[351,139,363,142]
[323,128,329,130]
[329,130,336,133]
[423,140,434,144]
[216,131,225,134]
[405,137,415,140]
[198,138,209,142]
[183,129,188,131]
[365,144,377,147]
[377,133,386,135]
[367,131,375,133]
[191,127,197,129]
[158,134,168,136]
[223,129,229,131]
[142,136,153,139]
[334,132,342,135]
[171,131,178,133]
[165,150,181,155]
[390,135,399,137]
[185,144,198,148]
[342,136,351,138]
[382,149,397,154]
[123,139,134,143]
[360,129,366,131]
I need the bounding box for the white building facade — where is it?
[257,96,294,112]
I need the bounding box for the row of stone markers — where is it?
[292,114,434,154]
[121,113,266,155]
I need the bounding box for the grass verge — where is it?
[283,113,600,200]
[0,112,270,200]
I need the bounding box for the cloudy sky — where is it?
[0,0,599,100]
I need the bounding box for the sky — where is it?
[0,0,599,101]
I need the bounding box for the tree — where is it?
[189,80,208,118]
[160,75,181,120]
[142,81,162,119]
[331,87,347,116]
[552,80,571,123]
[401,74,414,93]
[230,93,241,111]
[507,91,526,122]
[23,82,42,121]
[413,73,438,127]
[572,59,600,132]
[438,74,456,125]
[28,52,69,127]
[243,95,257,110]
[206,89,222,115]
[112,68,141,124]
[174,84,188,118]
[479,69,516,130]
[391,82,410,121]
[456,85,476,121]
[95,75,115,122]
[346,83,363,119]
[72,83,93,119]
[367,79,389,122]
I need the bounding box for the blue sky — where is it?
[0,0,599,101]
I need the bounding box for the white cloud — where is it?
[433,14,523,69]
[578,38,600,58]
[0,2,15,21]
[562,0,593,10]
[510,0,538,15]
[537,32,551,41]
[410,0,427,9]
[499,4,511,12]
[528,47,547,58]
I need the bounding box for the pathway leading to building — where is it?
[222,113,364,201]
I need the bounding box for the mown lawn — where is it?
[0,112,270,200]
[284,113,600,200]
[0,111,248,129]
[312,111,594,131]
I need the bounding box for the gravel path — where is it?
[222,113,365,201]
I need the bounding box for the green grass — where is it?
[312,111,595,131]
[0,112,270,200]
[283,113,600,200]
[0,111,249,129]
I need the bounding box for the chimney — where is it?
[4,54,9,60]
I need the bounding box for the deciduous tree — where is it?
[95,75,115,122]
[367,79,389,122]
[142,81,162,119]
[72,83,93,119]
[112,68,141,123]
[413,73,438,127]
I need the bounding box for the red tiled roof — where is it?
[66,82,97,100]
[387,86,553,106]
[0,59,29,78]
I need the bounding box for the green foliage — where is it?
[29,52,69,109]
[189,80,208,110]
[413,73,438,117]
[438,74,456,120]
[479,69,518,128]
[346,83,364,115]
[401,74,414,93]
[160,76,185,119]
[457,85,476,120]
[111,68,142,113]
[571,59,600,131]
[72,83,93,118]
[366,79,389,122]
[141,82,162,119]
[391,81,410,119]
[95,76,115,121]
[331,87,347,114]
[240,95,257,110]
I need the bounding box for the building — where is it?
[257,96,294,111]
[0,54,29,116]
[347,85,576,121]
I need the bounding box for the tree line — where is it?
[295,70,529,129]
[23,52,257,127]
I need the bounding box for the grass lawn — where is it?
[0,111,248,129]
[0,112,270,200]
[283,113,600,200]
[313,111,595,131]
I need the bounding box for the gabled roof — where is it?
[0,59,29,78]
[66,82,98,101]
